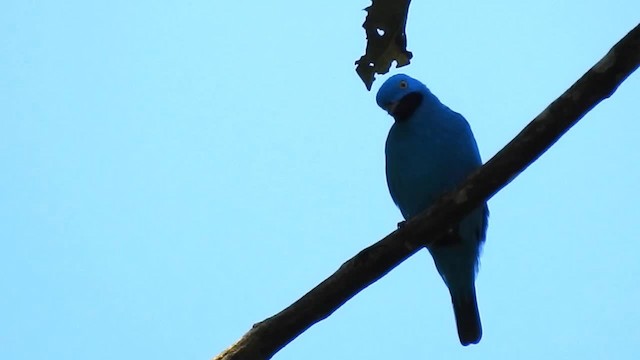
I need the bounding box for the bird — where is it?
[376,73,488,346]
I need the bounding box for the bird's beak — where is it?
[383,101,398,115]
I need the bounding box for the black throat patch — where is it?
[392,91,424,122]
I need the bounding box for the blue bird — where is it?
[376,74,488,346]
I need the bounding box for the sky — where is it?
[1,1,639,359]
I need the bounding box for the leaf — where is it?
[355,0,413,90]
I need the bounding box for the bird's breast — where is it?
[386,127,446,219]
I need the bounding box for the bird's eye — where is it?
[399,80,408,89]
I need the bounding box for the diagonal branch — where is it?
[214,23,640,360]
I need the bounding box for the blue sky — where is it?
[2,1,639,359]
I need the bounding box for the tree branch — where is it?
[214,23,640,360]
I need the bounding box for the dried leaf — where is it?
[356,0,413,90]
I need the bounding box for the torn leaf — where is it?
[356,0,413,90]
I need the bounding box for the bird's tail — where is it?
[451,290,482,346]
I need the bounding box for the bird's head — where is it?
[376,74,428,122]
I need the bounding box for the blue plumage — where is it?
[376,74,488,346]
